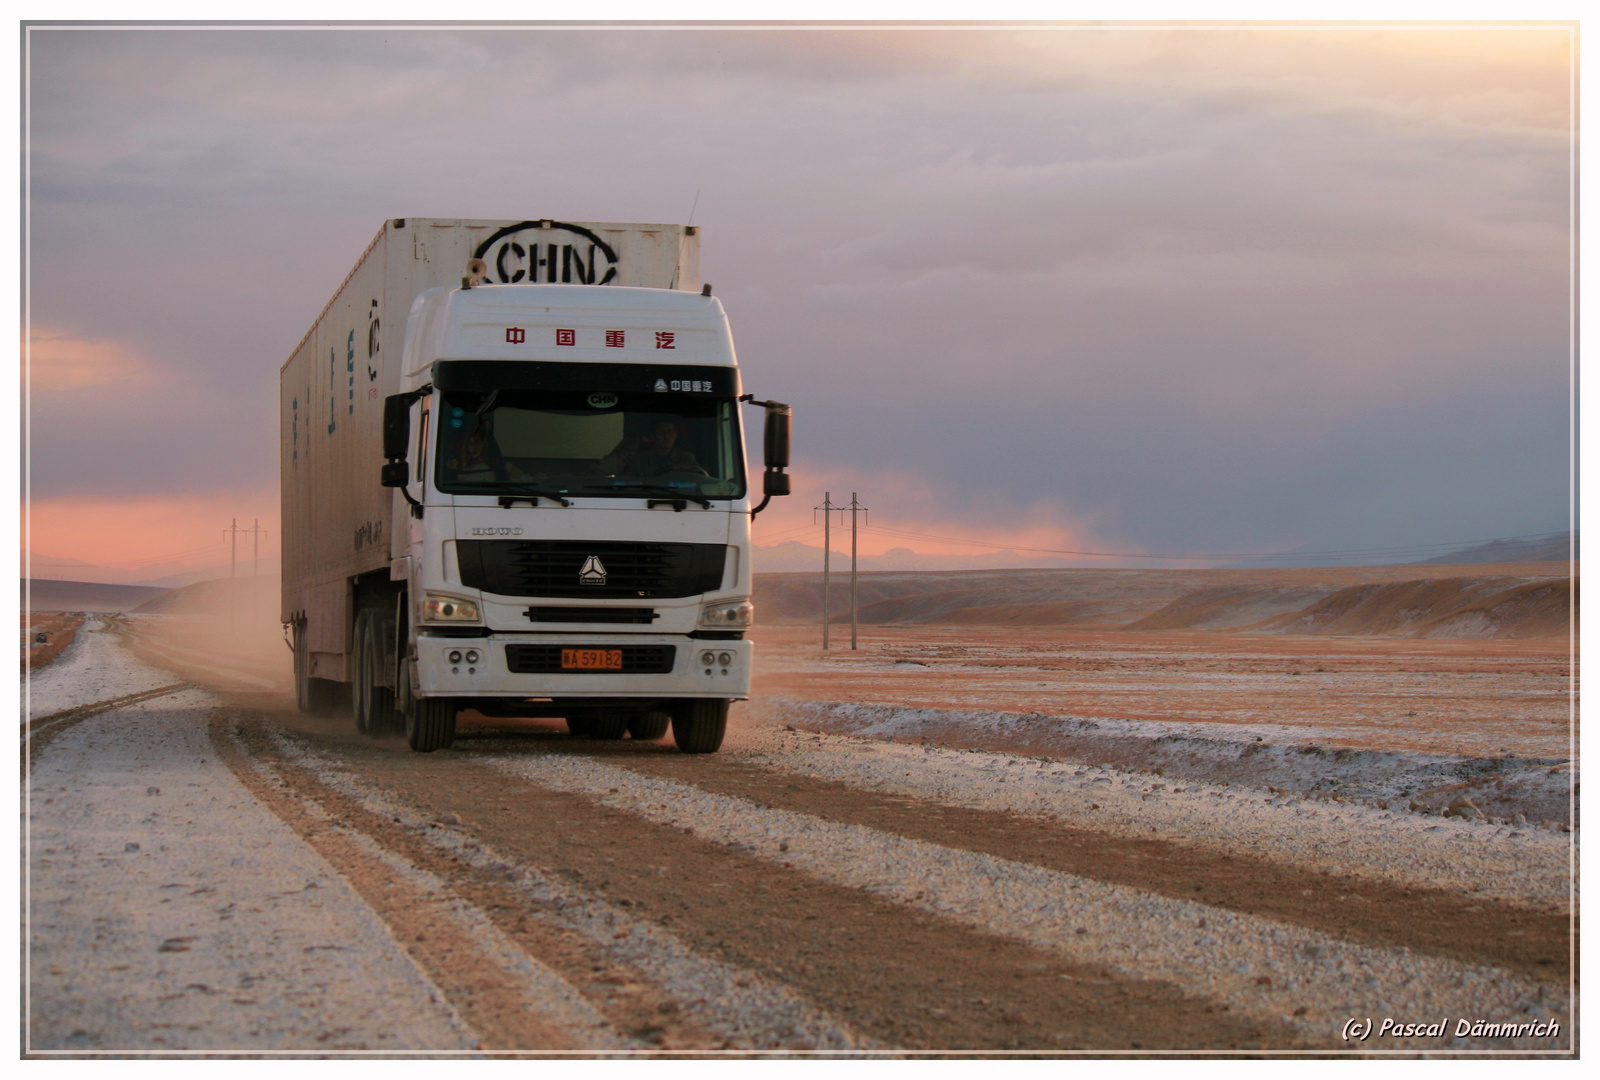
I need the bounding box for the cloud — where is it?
[751,459,1112,562]
[20,24,1573,567]
[23,490,279,578]
[24,327,145,391]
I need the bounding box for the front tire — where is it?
[407,696,456,753]
[671,699,729,754]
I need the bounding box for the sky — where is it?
[19,21,1577,582]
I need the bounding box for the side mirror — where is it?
[763,402,791,471]
[383,394,411,461]
[741,398,791,516]
[739,395,791,516]
[382,391,426,518]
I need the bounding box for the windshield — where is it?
[434,388,745,500]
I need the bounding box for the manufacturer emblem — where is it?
[579,555,607,585]
[653,378,668,392]
[473,221,620,285]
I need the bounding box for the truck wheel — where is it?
[353,610,396,735]
[565,716,590,737]
[587,710,629,740]
[407,697,456,753]
[294,620,341,717]
[628,710,671,741]
[671,699,729,754]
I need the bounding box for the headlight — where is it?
[422,594,481,622]
[699,599,753,628]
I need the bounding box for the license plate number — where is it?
[561,648,623,671]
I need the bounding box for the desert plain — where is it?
[21,560,1577,1055]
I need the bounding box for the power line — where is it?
[755,506,1569,566]
[854,524,1570,564]
[76,540,230,568]
[752,521,822,544]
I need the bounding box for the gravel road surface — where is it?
[23,619,1576,1056]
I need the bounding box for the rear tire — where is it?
[353,610,396,736]
[628,710,671,741]
[565,715,591,737]
[671,699,728,754]
[587,710,629,740]
[407,696,456,753]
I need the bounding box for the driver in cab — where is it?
[602,420,707,477]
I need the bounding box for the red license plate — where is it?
[561,648,623,671]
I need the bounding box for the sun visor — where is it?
[432,360,740,397]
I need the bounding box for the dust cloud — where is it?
[125,575,294,704]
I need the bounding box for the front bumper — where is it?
[412,632,752,700]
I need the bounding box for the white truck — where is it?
[280,218,790,753]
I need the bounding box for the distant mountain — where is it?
[751,540,1079,574]
[19,552,275,589]
[751,565,1570,638]
[1215,531,1575,570]
[1416,532,1573,566]
[24,578,171,613]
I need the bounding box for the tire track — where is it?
[470,746,1569,1052]
[245,711,1296,1053]
[592,747,1571,982]
[216,710,867,1054]
[23,683,192,760]
[210,712,629,1053]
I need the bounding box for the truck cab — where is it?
[341,282,787,752]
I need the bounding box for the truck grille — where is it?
[458,540,726,599]
[504,644,677,674]
[524,606,659,624]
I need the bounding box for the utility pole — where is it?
[814,492,840,649]
[250,518,264,577]
[223,518,241,632]
[848,492,869,650]
[248,519,267,629]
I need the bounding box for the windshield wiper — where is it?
[583,482,715,509]
[496,491,572,508]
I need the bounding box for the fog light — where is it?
[718,651,732,666]
[448,650,463,664]
[701,650,716,666]
[465,650,479,664]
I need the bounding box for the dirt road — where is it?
[23,616,1575,1056]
